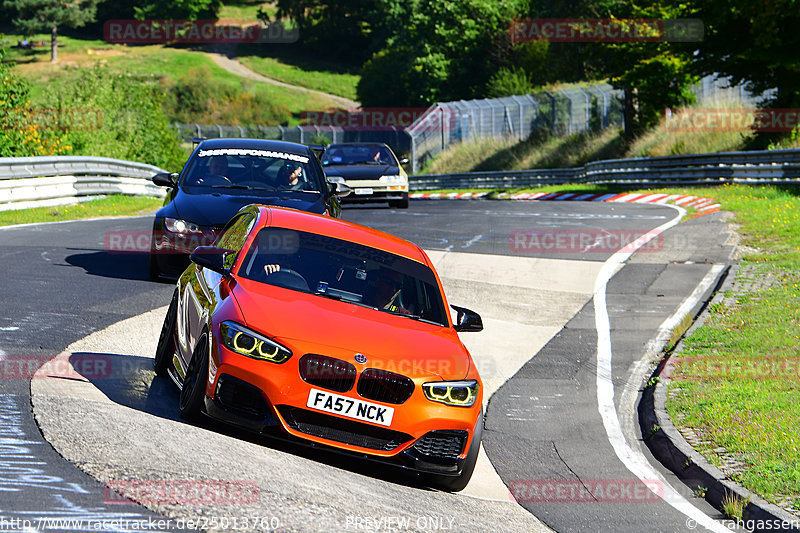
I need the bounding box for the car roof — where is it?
[326,142,391,149]
[197,138,312,156]
[257,206,427,264]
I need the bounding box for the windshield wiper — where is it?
[382,310,441,325]
[280,189,321,195]
[211,184,252,189]
[314,290,376,309]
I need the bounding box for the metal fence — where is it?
[406,84,625,173]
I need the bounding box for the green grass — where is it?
[659,184,800,511]
[422,128,625,174]
[4,32,344,124]
[0,195,163,226]
[236,44,360,101]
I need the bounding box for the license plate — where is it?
[306,388,394,427]
[354,188,373,195]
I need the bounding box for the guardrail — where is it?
[2,149,800,210]
[0,156,168,211]
[410,148,800,190]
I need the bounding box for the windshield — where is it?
[181,149,323,193]
[238,228,448,326]
[321,145,397,166]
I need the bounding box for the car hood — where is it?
[323,164,396,180]
[172,189,325,227]
[232,278,471,380]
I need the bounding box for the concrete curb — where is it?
[641,264,800,532]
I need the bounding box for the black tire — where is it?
[153,289,178,378]
[391,193,409,209]
[425,409,483,492]
[179,333,209,422]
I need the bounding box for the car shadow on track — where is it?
[65,251,152,282]
[70,351,438,492]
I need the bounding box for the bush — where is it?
[0,47,69,157]
[486,67,532,98]
[164,67,291,126]
[41,66,185,170]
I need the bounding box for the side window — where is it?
[215,214,256,269]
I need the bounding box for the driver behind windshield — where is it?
[277,162,306,190]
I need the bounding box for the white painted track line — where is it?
[593,204,732,533]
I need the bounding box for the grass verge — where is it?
[0,195,163,226]
[236,44,360,101]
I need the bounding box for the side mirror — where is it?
[333,181,352,198]
[190,246,232,275]
[451,305,483,332]
[152,172,178,187]
[399,157,410,165]
[327,177,351,198]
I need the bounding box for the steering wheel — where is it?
[201,174,232,186]
[265,268,309,291]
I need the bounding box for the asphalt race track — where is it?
[0,200,737,532]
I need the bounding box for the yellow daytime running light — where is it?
[221,321,291,363]
[423,381,478,407]
[257,341,279,359]
[232,332,257,354]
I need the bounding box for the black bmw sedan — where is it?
[149,138,350,279]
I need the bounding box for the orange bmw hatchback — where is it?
[154,204,484,490]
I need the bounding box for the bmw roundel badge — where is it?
[354,353,367,364]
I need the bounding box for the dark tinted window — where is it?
[238,228,448,326]
[181,148,323,193]
[321,145,397,166]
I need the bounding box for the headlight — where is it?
[379,175,406,185]
[219,321,292,363]
[164,217,202,235]
[422,380,479,407]
[326,176,346,184]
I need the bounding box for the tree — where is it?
[272,0,381,65]
[132,0,221,22]
[599,2,699,137]
[688,0,800,108]
[357,0,526,106]
[5,0,98,62]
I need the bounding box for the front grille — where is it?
[299,354,357,393]
[411,430,468,459]
[277,406,412,451]
[215,375,270,420]
[357,368,414,404]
